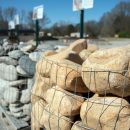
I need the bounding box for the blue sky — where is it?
[0,0,128,27]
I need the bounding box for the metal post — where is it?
[80,10,84,38]
[36,19,39,47]
[16,25,20,43]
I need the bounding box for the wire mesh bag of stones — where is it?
[0,38,37,129]
[31,55,130,130]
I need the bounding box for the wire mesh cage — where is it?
[31,56,130,130]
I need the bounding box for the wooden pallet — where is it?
[0,106,30,130]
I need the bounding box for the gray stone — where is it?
[0,78,9,98]
[12,111,25,118]
[4,44,18,53]
[20,89,31,104]
[9,79,27,87]
[0,63,18,81]
[9,103,21,107]
[27,78,34,90]
[0,56,18,65]
[0,99,9,107]
[4,87,19,103]
[0,45,5,56]
[23,103,31,116]
[19,55,36,76]
[21,116,30,122]
[19,41,36,52]
[29,51,42,61]
[9,105,23,113]
[16,65,29,76]
[8,50,24,59]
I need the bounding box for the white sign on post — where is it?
[33,5,44,20]
[73,0,94,11]
[8,21,15,30]
[14,14,20,25]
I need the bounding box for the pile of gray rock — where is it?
[0,39,42,124]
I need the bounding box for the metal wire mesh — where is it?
[31,57,130,130]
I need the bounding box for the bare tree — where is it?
[3,6,17,21]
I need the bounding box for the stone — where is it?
[43,50,57,57]
[19,55,36,76]
[29,51,42,61]
[20,44,35,52]
[9,105,23,113]
[82,47,130,97]
[21,116,30,122]
[50,60,88,92]
[20,89,31,104]
[45,86,84,116]
[19,40,36,52]
[0,99,9,107]
[0,63,18,81]
[44,39,87,64]
[80,97,130,130]
[0,78,10,98]
[23,103,31,116]
[79,49,92,61]
[16,65,29,76]
[40,105,72,130]
[0,56,18,65]
[0,45,5,56]
[27,78,34,90]
[4,87,19,103]
[9,79,27,87]
[31,73,51,103]
[69,39,87,53]
[87,43,98,53]
[71,121,91,130]
[12,111,25,118]
[31,99,47,130]
[4,44,18,53]
[8,50,24,59]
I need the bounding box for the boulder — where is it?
[27,78,34,90]
[19,55,36,76]
[40,105,72,130]
[87,43,98,53]
[9,105,23,113]
[9,79,27,87]
[71,121,91,130]
[16,65,29,76]
[0,78,10,98]
[0,63,18,81]
[23,103,31,116]
[19,40,36,52]
[79,49,92,61]
[31,73,51,103]
[4,87,19,103]
[29,51,43,61]
[45,39,87,64]
[50,60,88,92]
[82,47,130,97]
[4,44,18,53]
[0,56,18,65]
[43,50,57,57]
[31,99,47,130]
[8,50,24,59]
[80,97,130,130]
[45,86,84,116]
[20,89,31,104]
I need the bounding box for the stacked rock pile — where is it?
[0,39,41,124]
[32,39,130,130]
